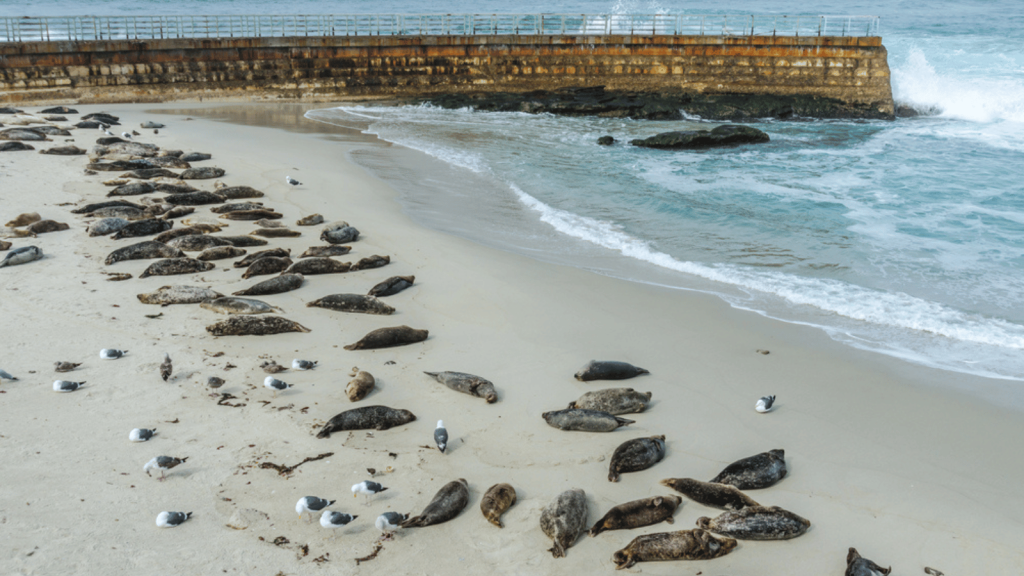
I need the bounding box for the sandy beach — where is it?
[2,102,1023,575]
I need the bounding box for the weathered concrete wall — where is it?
[0,34,893,116]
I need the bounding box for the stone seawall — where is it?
[0,34,893,118]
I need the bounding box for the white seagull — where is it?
[104,129,114,136]
[53,380,85,392]
[129,428,156,442]
[296,496,336,522]
[285,175,302,186]
[99,349,127,360]
[264,376,291,397]
[755,395,776,413]
[156,511,192,528]
[121,131,132,140]
[292,359,317,371]
[352,480,388,505]
[434,420,448,454]
[320,510,357,540]
[144,455,188,480]
[375,511,408,538]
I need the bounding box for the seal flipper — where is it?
[613,416,635,428]
[548,541,566,558]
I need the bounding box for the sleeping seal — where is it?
[232,273,304,296]
[321,225,359,244]
[139,258,215,278]
[241,257,292,279]
[696,506,810,540]
[112,218,172,240]
[575,360,649,381]
[300,245,350,258]
[232,248,290,268]
[307,294,394,315]
[540,488,588,558]
[316,405,416,437]
[137,285,223,306]
[402,479,470,528]
[350,255,390,271]
[105,241,185,265]
[345,371,375,401]
[285,258,350,275]
[568,388,652,415]
[423,371,497,403]
[368,275,415,297]
[250,228,301,238]
[200,297,280,315]
[480,483,517,528]
[589,495,681,537]
[846,548,892,576]
[343,325,428,350]
[709,449,786,490]
[196,246,247,261]
[660,478,760,511]
[609,435,666,482]
[218,209,280,221]
[209,202,265,214]
[543,408,634,432]
[205,316,310,336]
[166,234,233,252]
[0,246,43,268]
[612,529,736,569]
[296,214,324,226]
[26,220,70,234]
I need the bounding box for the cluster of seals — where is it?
[709,449,787,489]
[316,405,417,437]
[609,435,666,482]
[205,316,309,336]
[575,360,649,381]
[345,371,375,401]
[369,275,415,297]
[233,248,290,268]
[200,297,280,315]
[423,371,498,403]
[241,257,292,279]
[543,408,634,432]
[660,478,760,511]
[0,246,43,268]
[344,325,428,350]
[611,529,737,569]
[540,488,588,558]
[480,483,517,528]
[590,495,681,537]
[568,388,652,415]
[286,257,350,275]
[696,506,810,540]
[846,548,891,576]
[137,285,223,306]
[306,293,394,315]
[106,241,184,265]
[139,258,215,278]
[402,479,470,528]
[233,273,304,296]
[300,245,350,258]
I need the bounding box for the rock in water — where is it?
[709,449,787,490]
[306,294,395,315]
[611,529,737,569]
[316,405,416,437]
[343,325,428,350]
[402,479,470,528]
[423,371,498,403]
[630,125,770,150]
[696,506,811,540]
[205,316,310,336]
[540,488,588,558]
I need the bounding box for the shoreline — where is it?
[2,101,1023,574]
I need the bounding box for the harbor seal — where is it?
[423,371,497,403]
[306,294,395,315]
[611,529,736,569]
[296,214,324,226]
[153,227,215,244]
[846,548,892,576]
[107,182,155,196]
[206,315,310,336]
[105,241,185,265]
[161,206,195,220]
[696,506,810,540]
[345,371,375,401]
[5,212,41,227]
[368,275,415,297]
[568,388,652,415]
[543,408,634,432]
[88,206,146,220]
[166,234,233,252]
[26,220,69,234]
[344,325,428,350]
[200,297,280,315]
[73,200,144,214]
[88,217,130,237]
[300,245,350,258]
[233,248,290,268]
[402,479,470,528]
[589,495,681,537]
[180,167,225,179]
[316,405,416,437]
[0,246,43,268]
[709,449,787,490]
[112,218,172,240]
[220,236,268,247]
[480,483,517,528]
[163,191,226,206]
[250,228,301,238]
[575,360,649,381]
[540,488,588,558]
[137,285,223,306]
[660,478,760,511]
[209,202,265,214]
[139,258,215,278]
[321,225,359,244]
[350,255,390,271]
[215,185,264,199]
[285,258,351,275]
[0,241,10,251]
[253,219,284,228]
[609,435,666,482]
[196,246,247,261]
[241,257,292,279]
[219,209,280,221]
[233,273,304,296]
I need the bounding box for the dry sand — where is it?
[1,102,1023,575]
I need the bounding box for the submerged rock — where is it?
[630,125,770,150]
[597,136,615,145]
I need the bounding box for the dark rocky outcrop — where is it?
[597,136,615,146]
[630,125,770,150]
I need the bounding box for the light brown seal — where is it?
[5,212,41,227]
[846,548,892,576]
[26,220,69,234]
[660,478,760,511]
[206,316,309,336]
[709,449,786,490]
[611,529,736,569]
[589,495,681,536]
[402,479,470,528]
[423,371,497,403]
[696,505,810,540]
[480,483,517,528]
[316,405,416,437]
[568,388,652,415]
[344,325,428,350]
[345,371,375,401]
[609,435,666,482]
[540,488,588,558]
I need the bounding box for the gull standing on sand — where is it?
[320,510,357,538]
[292,359,317,370]
[352,481,388,504]
[121,131,132,140]
[286,175,302,186]
[53,380,85,392]
[100,349,127,360]
[160,353,172,382]
[375,512,408,538]
[156,511,192,528]
[54,361,81,372]
[264,376,291,397]
[434,420,448,454]
[104,128,114,136]
[756,395,776,413]
[144,456,188,480]
[0,368,18,381]
[129,428,156,442]
[296,496,335,522]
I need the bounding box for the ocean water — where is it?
[7,1,1023,380]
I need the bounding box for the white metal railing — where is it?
[0,14,880,43]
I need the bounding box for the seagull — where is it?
[296,496,336,522]
[156,511,192,528]
[755,395,776,413]
[129,428,156,442]
[264,376,291,397]
[352,480,388,505]
[292,359,317,371]
[0,368,18,381]
[121,131,132,140]
[144,456,188,480]
[320,510,357,539]
[132,130,140,136]
[207,376,225,389]
[104,129,114,136]
[285,175,302,186]
[97,124,107,131]
[100,349,127,360]
[160,353,172,382]
[434,420,448,454]
[375,512,408,539]
[54,361,81,372]
[260,360,286,374]
[53,380,85,392]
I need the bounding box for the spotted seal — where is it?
[105,241,185,265]
[575,360,649,381]
[197,246,247,261]
[241,257,292,279]
[343,325,428,350]
[540,488,588,558]
[316,405,416,437]
[709,449,786,490]
[232,273,304,296]
[220,236,268,247]
[88,217,130,237]
[846,548,891,576]
[306,294,395,315]
[696,506,810,540]
[89,206,146,220]
[345,371,375,401]
[300,245,350,258]
[161,206,195,220]
[215,185,264,199]
[368,275,415,297]
[5,212,41,227]
[200,297,280,315]
[253,219,284,228]
[137,285,224,305]
[72,200,144,214]
[233,248,290,268]
[543,409,634,432]
[568,388,652,415]
[162,191,225,206]
[589,495,681,537]
[285,258,351,275]
[480,483,517,528]
[209,202,265,214]
[423,371,497,403]
[0,246,43,268]
[660,478,760,511]
[219,209,280,221]
[139,258,215,278]
[609,435,666,482]
[321,224,359,244]
[107,182,155,197]
[112,218,172,240]
[166,234,233,252]
[402,479,470,528]
[250,228,301,238]
[26,220,69,234]
[205,315,310,336]
[350,255,390,271]
[296,214,324,226]
[611,529,736,569]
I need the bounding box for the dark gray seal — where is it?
[696,505,810,540]
[285,258,351,275]
[219,209,280,221]
[200,297,279,315]
[112,218,172,240]
[480,483,517,528]
[402,479,470,528]
[321,225,359,244]
[423,371,498,403]
[589,495,681,537]
[154,226,216,244]
[120,168,178,180]
[180,167,225,179]
[316,405,417,437]
[612,529,737,569]
[72,200,144,214]
[350,255,390,271]
[575,360,649,381]
[25,220,69,234]
[137,285,223,305]
[241,257,292,279]
[107,182,155,197]
[0,246,43,267]
[163,191,225,206]
[345,371,375,401]
[139,258,215,278]
[215,185,264,199]
[540,488,588,558]
[105,241,185,265]
[250,228,301,238]
[166,234,233,252]
[0,141,35,151]
[306,294,395,315]
[232,273,304,296]
[709,449,786,490]
[543,408,634,432]
[609,435,666,482]
[209,202,265,214]
[220,236,268,247]
[368,275,415,297]
[40,145,85,155]
[343,325,428,350]
[300,245,350,258]
[660,478,760,511]
[162,206,195,220]
[233,248,290,268]
[196,246,247,261]
[568,388,652,415]
[205,315,310,336]
[846,548,892,576]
